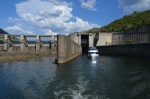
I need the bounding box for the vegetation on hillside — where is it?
[0,29,19,40]
[0,29,8,34]
[0,37,3,40]
[0,29,9,40]
[87,10,150,33]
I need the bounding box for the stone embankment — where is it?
[0,52,54,62]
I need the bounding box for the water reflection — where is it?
[92,60,97,64]
[0,57,57,99]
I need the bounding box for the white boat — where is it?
[88,47,99,59]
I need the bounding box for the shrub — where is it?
[125,40,134,44]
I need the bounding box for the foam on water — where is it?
[54,76,106,99]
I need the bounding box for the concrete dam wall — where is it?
[57,34,82,63]
[95,24,150,46]
[95,24,150,57]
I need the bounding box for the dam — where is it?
[0,34,57,53]
[0,24,150,63]
[0,33,95,63]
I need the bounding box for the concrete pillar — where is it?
[123,34,125,44]
[57,35,66,63]
[78,35,81,45]
[36,35,41,51]
[89,34,93,47]
[57,34,82,64]
[20,35,26,52]
[51,35,55,51]
[112,34,115,45]
[3,34,9,51]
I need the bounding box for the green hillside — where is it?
[0,29,8,34]
[87,10,150,33]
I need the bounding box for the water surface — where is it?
[0,55,150,99]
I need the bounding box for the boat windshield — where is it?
[89,47,97,50]
[88,52,98,54]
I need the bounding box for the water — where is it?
[0,55,150,99]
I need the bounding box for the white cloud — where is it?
[4,25,34,35]
[80,0,97,11]
[8,17,22,22]
[65,17,98,32]
[6,0,99,35]
[118,0,150,14]
[44,29,57,35]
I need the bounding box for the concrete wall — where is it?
[112,24,150,45]
[112,32,150,45]
[68,33,81,45]
[95,24,150,46]
[95,25,150,57]
[69,32,95,47]
[97,43,150,57]
[114,24,150,34]
[95,33,113,46]
[57,34,82,63]
[89,33,94,47]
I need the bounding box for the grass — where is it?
[22,50,30,54]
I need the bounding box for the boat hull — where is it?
[88,54,99,59]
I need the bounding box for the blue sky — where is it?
[0,0,150,35]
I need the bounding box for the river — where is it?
[0,55,150,99]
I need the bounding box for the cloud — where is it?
[5,0,99,35]
[8,17,22,22]
[80,0,97,11]
[4,25,34,35]
[118,0,150,14]
[65,17,98,32]
[44,29,57,35]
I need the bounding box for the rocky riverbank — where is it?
[0,52,55,62]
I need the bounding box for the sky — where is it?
[0,0,150,35]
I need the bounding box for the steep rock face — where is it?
[0,29,9,34]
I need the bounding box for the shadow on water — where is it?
[0,55,150,99]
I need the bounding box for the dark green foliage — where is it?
[125,40,134,44]
[84,10,150,33]
[0,29,8,40]
[0,36,3,40]
[87,28,100,33]
[101,10,150,32]
[0,29,8,34]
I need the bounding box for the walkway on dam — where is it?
[0,34,57,52]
